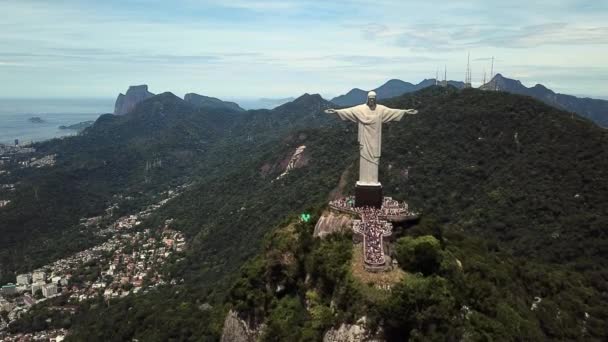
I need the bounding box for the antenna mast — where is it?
[465,52,472,88]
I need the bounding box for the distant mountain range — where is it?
[330,75,607,127]
[114,86,248,115]
[114,75,607,127]
[480,74,608,127]
[330,79,465,106]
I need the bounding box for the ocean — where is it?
[0,98,114,145]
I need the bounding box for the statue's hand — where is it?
[325,109,336,114]
[406,109,418,115]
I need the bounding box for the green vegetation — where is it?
[223,212,607,341]
[2,87,608,340]
[394,235,442,275]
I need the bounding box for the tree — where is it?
[395,235,442,275]
[382,276,460,340]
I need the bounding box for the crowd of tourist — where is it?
[359,213,392,265]
[329,197,357,213]
[329,196,410,218]
[329,196,415,267]
[381,197,409,217]
[330,197,403,266]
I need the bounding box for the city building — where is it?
[16,273,32,285]
[31,282,45,296]
[32,271,46,283]
[1,284,17,295]
[42,283,58,298]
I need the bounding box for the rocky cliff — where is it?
[313,211,352,238]
[323,319,382,342]
[114,85,155,115]
[220,310,264,342]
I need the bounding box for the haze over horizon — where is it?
[1,0,607,99]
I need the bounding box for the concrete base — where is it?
[355,184,383,208]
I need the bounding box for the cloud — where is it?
[364,23,608,51]
[0,0,606,98]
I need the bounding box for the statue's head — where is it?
[367,91,377,109]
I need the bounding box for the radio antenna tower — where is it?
[435,68,439,86]
[443,65,447,87]
[482,69,487,85]
[464,52,472,88]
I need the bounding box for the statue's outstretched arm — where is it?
[382,107,418,123]
[325,106,360,123]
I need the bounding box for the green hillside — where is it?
[3,87,608,340]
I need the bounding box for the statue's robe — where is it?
[334,104,416,185]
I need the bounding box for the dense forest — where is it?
[2,86,608,340]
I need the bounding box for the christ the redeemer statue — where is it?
[325,91,417,207]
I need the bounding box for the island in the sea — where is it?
[58,120,95,131]
[28,117,45,123]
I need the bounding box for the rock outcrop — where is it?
[276,145,307,180]
[114,85,155,115]
[220,310,264,342]
[313,211,352,238]
[323,318,382,342]
[184,93,245,112]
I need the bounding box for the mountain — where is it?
[3,87,608,340]
[331,79,466,106]
[273,93,332,114]
[113,85,155,115]
[209,87,608,341]
[329,87,365,107]
[480,74,608,127]
[184,93,245,112]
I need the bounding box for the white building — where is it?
[16,273,32,285]
[32,271,46,283]
[31,281,45,295]
[42,283,58,298]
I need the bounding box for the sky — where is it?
[1,0,607,100]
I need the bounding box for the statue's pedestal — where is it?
[355,183,383,208]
